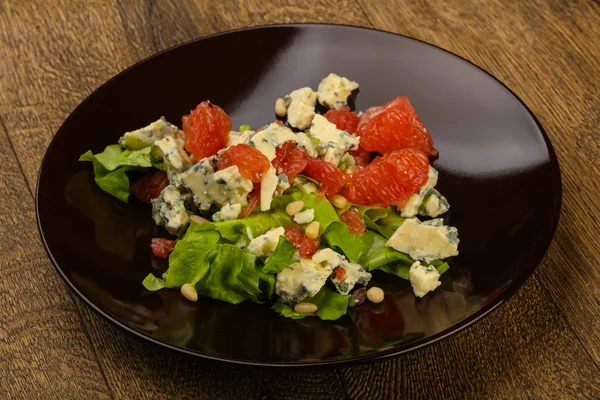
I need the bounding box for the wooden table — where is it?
[1,1,599,398]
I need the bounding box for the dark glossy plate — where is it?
[36,24,561,367]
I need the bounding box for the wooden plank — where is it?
[0,123,112,398]
[357,0,600,365]
[341,275,600,398]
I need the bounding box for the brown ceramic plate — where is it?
[36,24,561,367]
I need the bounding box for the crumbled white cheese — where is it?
[317,73,359,110]
[119,117,178,150]
[275,258,332,304]
[293,208,315,224]
[226,130,255,147]
[286,87,317,130]
[310,114,359,165]
[421,189,450,218]
[212,203,242,222]
[409,261,441,297]
[386,218,459,263]
[247,227,285,258]
[295,131,318,157]
[260,166,278,211]
[250,123,297,161]
[312,248,371,295]
[182,161,252,210]
[400,166,438,218]
[151,185,189,236]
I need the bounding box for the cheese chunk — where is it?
[247,227,285,258]
[286,87,317,130]
[226,130,255,147]
[310,114,359,165]
[260,166,278,211]
[154,135,191,185]
[212,203,242,222]
[421,189,450,217]
[182,161,252,210]
[213,166,254,205]
[275,258,332,304]
[400,166,438,217]
[409,261,441,297]
[317,73,359,110]
[386,218,459,263]
[119,117,178,150]
[151,185,189,236]
[293,208,315,224]
[312,248,371,295]
[250,123,298,161]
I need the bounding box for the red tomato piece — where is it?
[130,170,169,205]
[323,106,360,134]
[216,144,270,183]
[356,96,437,156]
[344,148,429,208]
[340,208,366,236]
[272,142,309,182]
[244,184,261,216]
[284,224,320,258]
[151,238,177,258]
[182,101,232,160]
[334,266,347,281]
[302,158,351,197]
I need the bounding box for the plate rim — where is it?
[35,22,563,368]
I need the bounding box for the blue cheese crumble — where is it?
[317,73,359,110]
[151,185,189,236]
[310,114,359,165]
[285,87,317,130]
[118,117,178,150]
[247,227,285,258]
[386,218,459,263]
[312,248,371,295]
[212,203,242,222]
[409,261,441,297]
[275,258,332,305]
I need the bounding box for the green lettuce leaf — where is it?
[262,236,297,274]
[196,244,265,304]
[80,144,163,202]
[322,221,366,263]
[356,206,405,239]
[213,192,340,242]
[142,274,166,291]
[164,223,221,288]
[272,286,354,320]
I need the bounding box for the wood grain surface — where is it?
[0,0,598,399]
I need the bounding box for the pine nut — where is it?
[285,200,305,216]
[305,221,320,239]
[275,97,287,117]
[330,194,348,209]
[294,302,318,314]
[181,283,198,302]
[189,215,209,225]
[367,286,384,304]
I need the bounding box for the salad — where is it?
[80,73,459,321]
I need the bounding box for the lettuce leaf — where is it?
[143,223,274,304]
[262,237,297,274]
[272,286,354,320]
[322,221,366,263]
[356,206,405,239]
[80,144,163,202]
